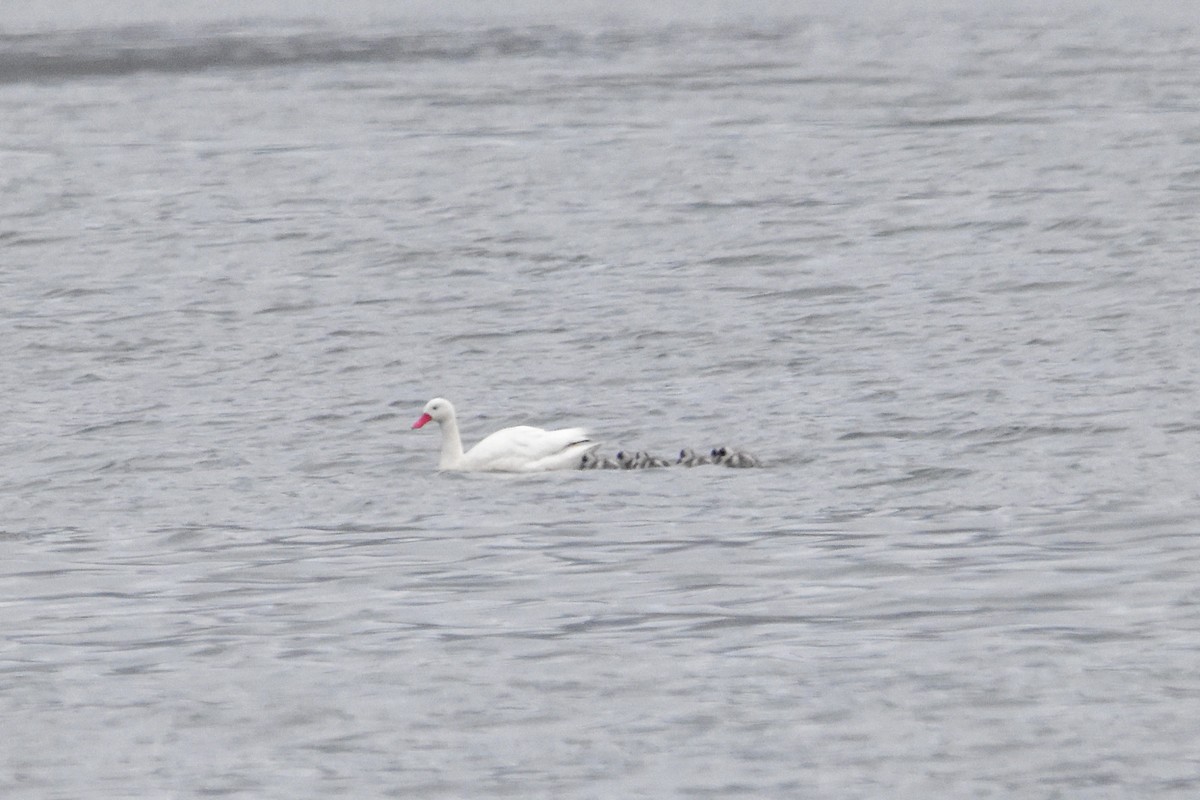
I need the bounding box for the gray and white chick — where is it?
[710,446,761,468]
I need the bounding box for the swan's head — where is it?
[412,397,455,429]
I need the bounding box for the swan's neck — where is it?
[437,416,467,469]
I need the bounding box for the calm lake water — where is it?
[3,2,1199,797]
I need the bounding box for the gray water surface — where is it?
[3,2,1200,797]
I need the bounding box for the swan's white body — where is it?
[412,398,599,472]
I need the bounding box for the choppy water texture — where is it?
[3,1,1200,797]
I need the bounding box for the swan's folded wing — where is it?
[525,438,601,472]
[463,425,593,471]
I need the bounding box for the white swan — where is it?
[412,398,599,472]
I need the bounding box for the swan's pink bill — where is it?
[412,413,432,429]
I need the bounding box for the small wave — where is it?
[956,423,1126,446]
[846,466,975,490]
[746,284,863,301]
[888,114,1053,129]
[0,23,599,83]
[985,279,1082,294]
[838,429,925,441]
